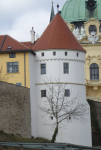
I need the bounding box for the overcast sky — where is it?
[0,0,67,42]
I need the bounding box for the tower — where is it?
[30,13,92,146]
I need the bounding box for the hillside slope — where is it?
[0,131,50,150]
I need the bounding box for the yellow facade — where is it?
[0,52,30,88]
[67,18,101,99]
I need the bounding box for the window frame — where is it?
[41,90,46,97]
[7,62,19,73]
[77,53,79,57]
[16,83,22,86]
[90,63,99,80]
[65,89,70,97]
[41,64,46,75]
[53,51,56,56]
[9,53,16,58]
[89,25,97,34]
[65,52,67,56]
[63,63,69,74]
[41,52,44,57]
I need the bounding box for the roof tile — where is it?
[33,14,85,52]
[1,35,30,51]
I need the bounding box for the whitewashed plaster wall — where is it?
[32,49,92,146]
[29,52,37,138]
[35,50,85,84]
[36,85,91,146]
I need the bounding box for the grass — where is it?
[0,130,50,150]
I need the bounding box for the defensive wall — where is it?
[0,81,101,144]
[0,82,31,138]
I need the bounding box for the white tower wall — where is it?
[30,49,92,146]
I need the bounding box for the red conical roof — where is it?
[33,14,85,52]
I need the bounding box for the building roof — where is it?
[21,39,39,49]
[33,14,85,52]
[0,35,36,55]
[61,0,101,23]
[0,35,30,51]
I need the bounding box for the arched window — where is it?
[90,63,99,80]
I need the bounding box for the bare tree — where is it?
[0,66,10,82]
[40,78,88,143]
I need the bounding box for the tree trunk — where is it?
[51,122,58,143]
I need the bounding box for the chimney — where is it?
[36,34,39,40]
[30,27,35,44]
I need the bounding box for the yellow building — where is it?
[61,0,101,100]
[0,35,35,88]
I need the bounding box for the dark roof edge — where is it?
[0,35,7,50]
[0,49,36,55]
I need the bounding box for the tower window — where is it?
[41,52,44,56]
[65,89,70,97]
[77,53,79,57]
[65,52,67,56]
[41,90,46,97]
[64,63,69,74]
[51,116,53,120]
[53,52,56,56]
[41,64,46,74]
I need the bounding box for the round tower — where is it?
[30,14,92,146]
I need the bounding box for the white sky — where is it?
[0,0,67,42]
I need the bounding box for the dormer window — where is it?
[89,25,97,34]
[7,47,12,50]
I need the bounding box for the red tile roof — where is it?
[21,39,39,49]
[21,41,33,49]
[1,35,30,51]
[0,35,5,49]
[33,14,85,52]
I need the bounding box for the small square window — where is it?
[64,63,69,74]
[53,52,56,56]
[16,83,22,86]
[65,52,67,56]
[65,89,70,97]
[41,64,46,74]
[42,52,44,56]
[41,90,46,97]
[9,53,16,58]
[77,53,79,57]
[51,116,53,120]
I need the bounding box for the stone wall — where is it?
[94,101,101,130]
[0,82,31,138]
[88,100,101,146]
